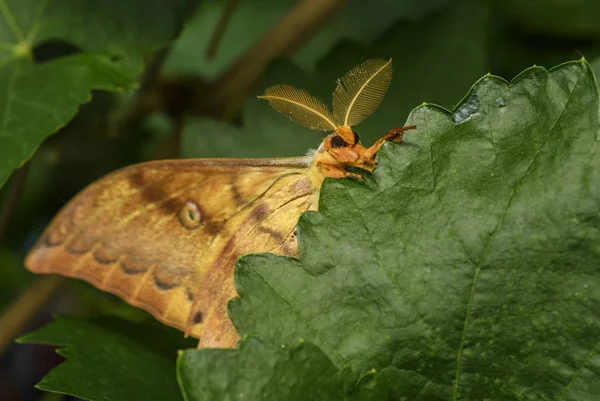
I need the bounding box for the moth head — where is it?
[258,58,394,173]
[324,125,359,150]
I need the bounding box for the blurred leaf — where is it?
[291,0,458,72]
[182,0,490,158]
[177,338,390,401]
[0,0,187,188]
[18,316,195,401]
[165,0,456,78]
[496,0,600,38]
[67,281,156,325]
[230,60,600,399]
[488,12,600,80]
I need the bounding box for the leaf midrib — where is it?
[451,69,583,401]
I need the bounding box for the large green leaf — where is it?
[178,338,391,401]
[165,0,456,78]
[17,316,196,401]
[0,0,187,188]
[230,60,600,399]
[182,0,490,158]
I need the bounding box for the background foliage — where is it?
[1,0,600,400]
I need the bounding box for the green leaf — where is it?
[177,337,390,401]
[230,60,600,400]
[0,0,187,188]
[166,0,456,78]
[17,316,196,401]
[182,0,490,158]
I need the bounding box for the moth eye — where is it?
[330,135,346,148]
[353,131,359,144]
[178,201,202,230]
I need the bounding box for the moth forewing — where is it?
[25,157,323,347]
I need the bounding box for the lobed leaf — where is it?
[230,60,600,400]
[17,316,196,401]
[0,0,187,188]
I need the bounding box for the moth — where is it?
[25,58,415,348]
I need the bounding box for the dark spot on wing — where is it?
[153,273,179,291]
[192,310,203,324]
[93,248,120,264]
[43,232,64,247]
[120,259,149,275]
[249,203,269,223]
[257,225,284,242]
[128,171,181,214]
[229,181,245,206]
[66,235,96,254]
[282,243,298,255]
[204,220,224,236]
[153,266,189,291]
[220,235,237,256]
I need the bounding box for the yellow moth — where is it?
[25,58,415,348]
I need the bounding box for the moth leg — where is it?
[318,162,363,179]
[363,125,417,160]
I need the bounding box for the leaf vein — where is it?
[0,0,25,42]
[558,339,600,399]
[253,266,345,366]
[451,69,584,400]
[345,181,448,350]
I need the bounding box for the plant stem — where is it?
[205,0,241,59]
[0,275,64,355]
[211,0,348,118]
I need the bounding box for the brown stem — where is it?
[139,47,173,94]
[211,0,348,117]
[0,275,65,355]
[205,0,241,59]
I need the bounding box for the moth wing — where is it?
[25,157,321,346]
